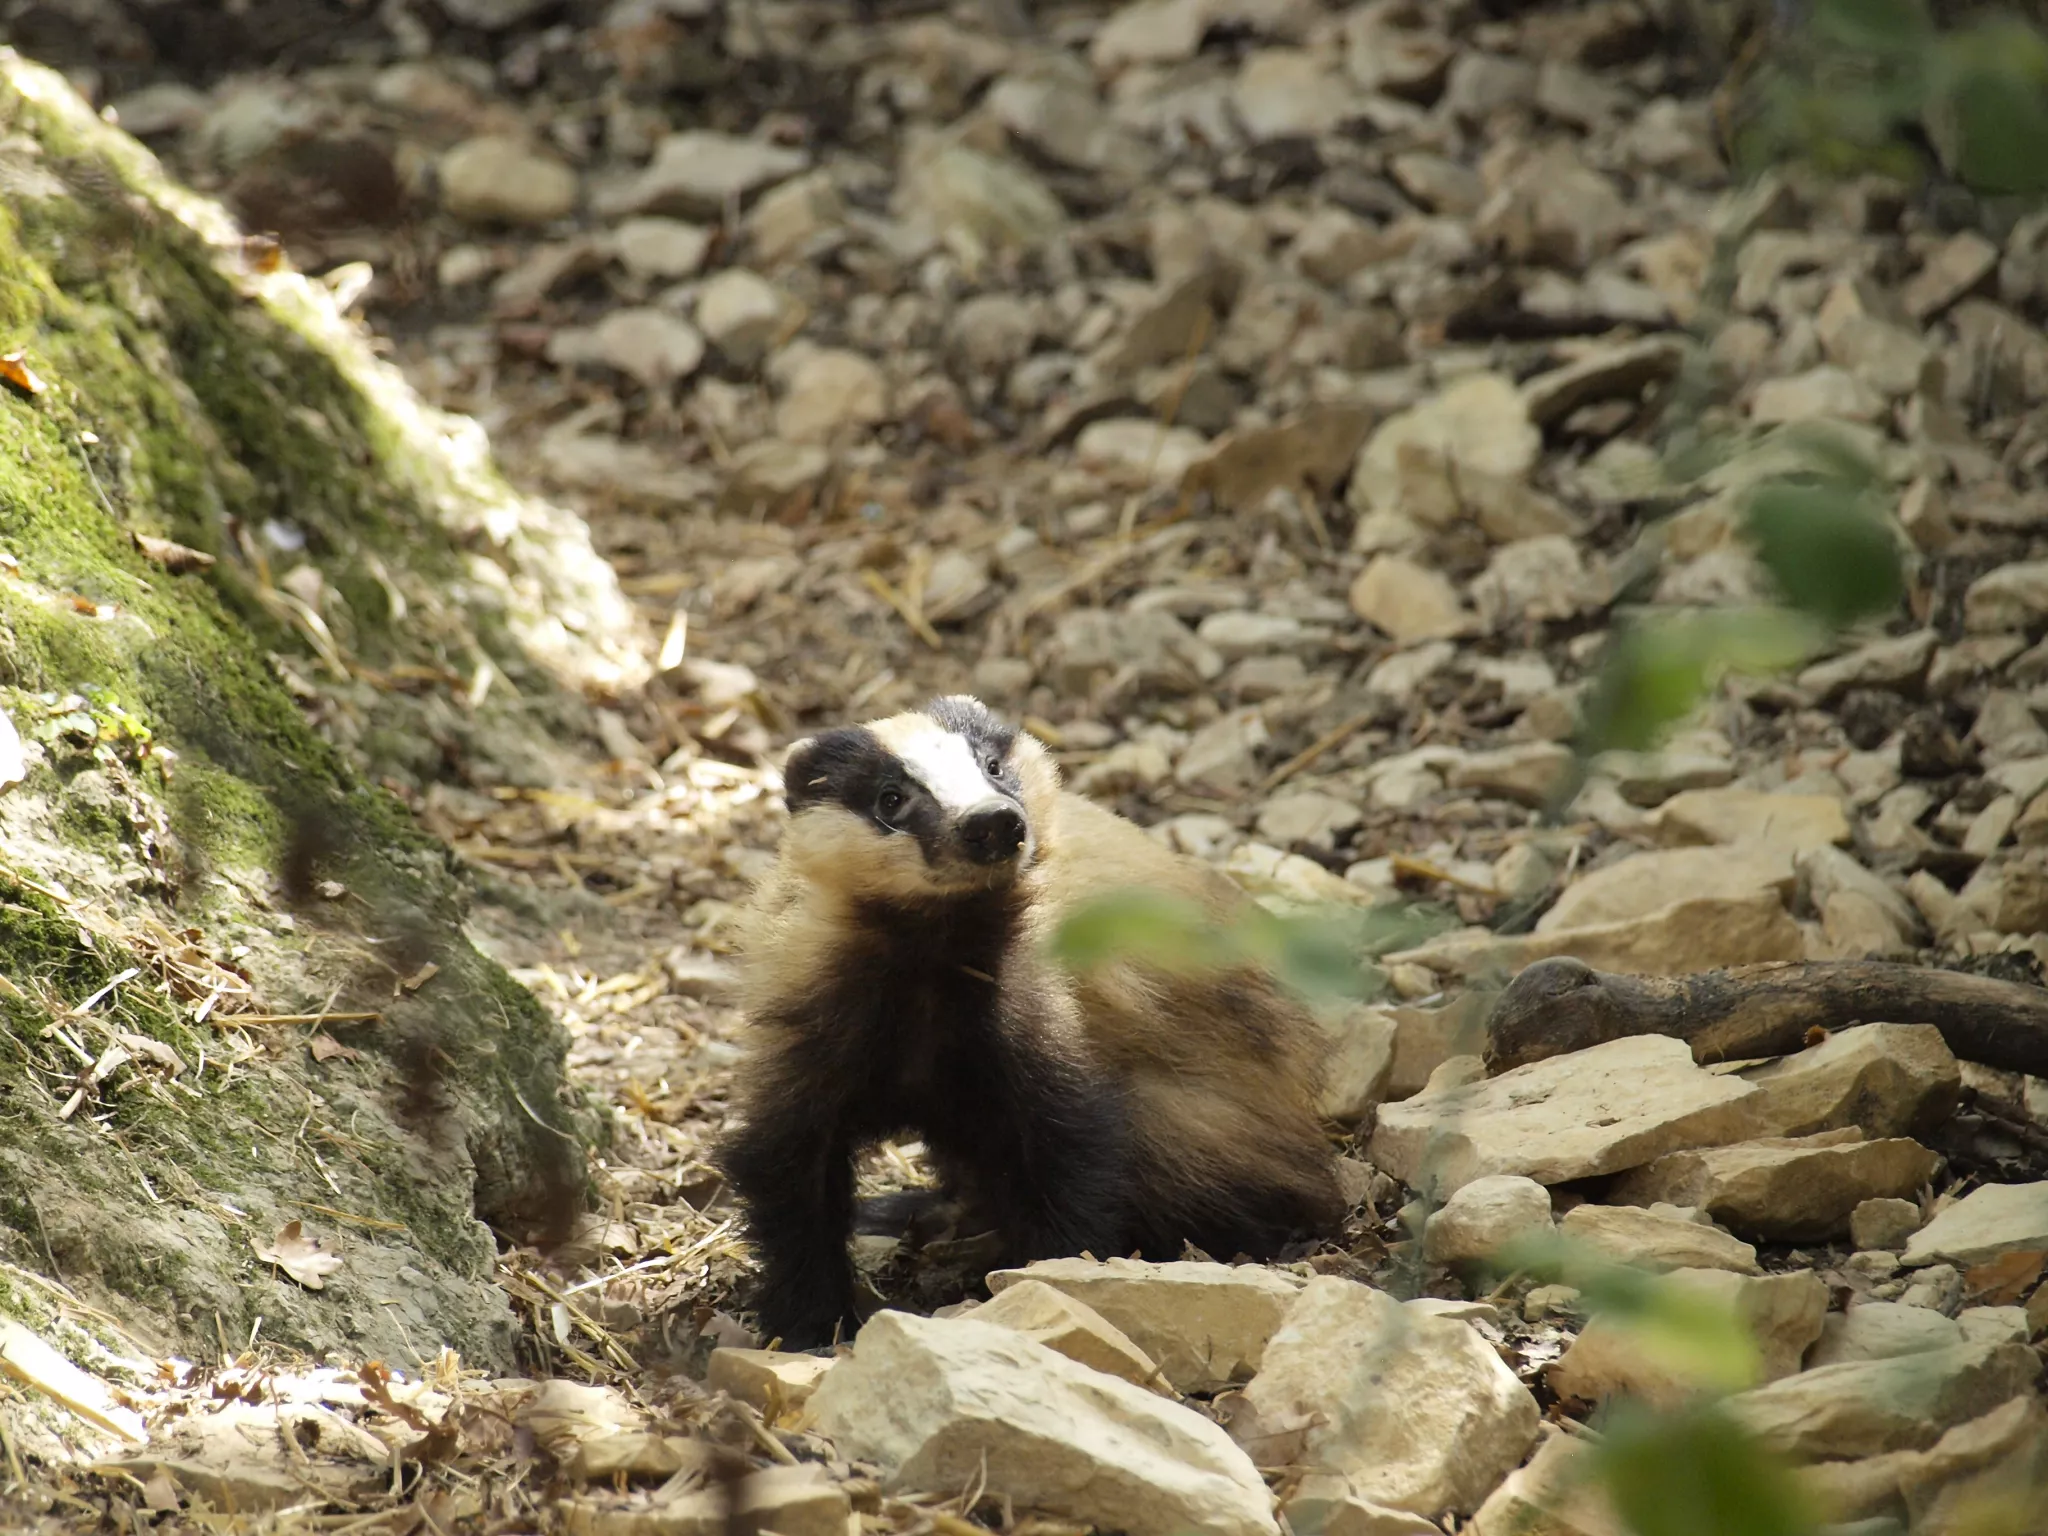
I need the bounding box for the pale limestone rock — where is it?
[1807,1301,1964,1367]
[1902,230,1999,320]
[1350,374,1541,516]
[1648,788,1850,851]
[1955,1306,2031,1348]
[745,170,844,265]
[441,134,578,225]
[1901,1395,2048,1535]
[986,1258,1302,1394]
[1282,1476,1439,1536]
[1386,997,1488,1100]
[1558,1203,1760,1275]
[695,269,793,368]
[1348,555,1472,644]
[1609,1132,1939,1241]
[773,347,889,441]
[706,1348,835,1415]
[1470,536,1604,628]
[1729,1341,2039,1461]
[1175,707,1270,794]
[1229,1278,1540,1518]
[1470,1432,1626,1536]
[1368,1035,1762,1197]
[613,216,713,279]
[1422,1175,1554,1267]
[1902,1182,2048,1268]
[732,1465,850,1536]
[805,1312,1277,1536]
[1900,1263,1965,1315]
[1548,1268,1826,1408]
[1382,890,1804,982]
[1232,49,1364,141]
[1255,789,1360,851]
[1797,628,1938,699]
[1446,743,1573,807]
[1075,418,1211,484]
[1963,558,2048,633]
[1851,1197,1925,1251]
[1736,1024,1960,1140]
[1750,365,1885,424]
[1315,1003,1398,1123]
[974,1279,1168,1393]
[1797,845,1925,956]
[616,130,808,219]
[1537,843,1794,933]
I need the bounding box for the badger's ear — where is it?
[778,727,876,813]
[778,736,822,809]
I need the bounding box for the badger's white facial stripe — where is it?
[872,714,999,813]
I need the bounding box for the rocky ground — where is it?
[5,0,2048,1531]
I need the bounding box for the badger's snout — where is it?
[957,802,1028,865]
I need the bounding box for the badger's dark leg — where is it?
[716,1114,859,1350]
[931,1043,1132,1267]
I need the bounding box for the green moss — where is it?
[165,762,281,875]
[0,60,609,1366]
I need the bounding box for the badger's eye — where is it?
[984,754,1005,778]
[877,787,906,818]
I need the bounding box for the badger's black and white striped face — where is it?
[778,696,1055,900]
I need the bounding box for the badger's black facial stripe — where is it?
[923,695,1018,777]
[783,726,969,859]
[783,728,891,816]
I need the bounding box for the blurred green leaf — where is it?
[1497,1231,1762,1394]
[1574,609,1819,759]
[1807,0,1933,58]
[1050,889,1231,974]
[1934,21,2048,196]
[1745,478,1904,628]
[1596,1400,1821,1536]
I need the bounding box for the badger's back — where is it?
[1040,791,1346,1253]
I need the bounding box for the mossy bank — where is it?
[0,51,646,1371]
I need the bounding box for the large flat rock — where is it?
[1736,1023,1960,1139]
[1557,1204,1760,1275]
[1548,1268,1826,1408]
[1901,1181,2048,1268]
[1368,1035,1763,1196]
[986,1258,1304,1394]
[805,1311,1277,1536]
[1727,1341,2040,1461]
[1229,1277,1539,1519]
[1608,1131,1939,1242]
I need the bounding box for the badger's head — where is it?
[775,695,1060,902]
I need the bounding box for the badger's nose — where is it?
[959,804,1027,864]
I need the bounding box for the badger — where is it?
[715,695,1346,1348]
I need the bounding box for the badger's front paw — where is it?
[751,1274,862,1353]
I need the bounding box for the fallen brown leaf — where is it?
[253,1220,344,1290]
[132,532,217,574]
[400,961,440,994]
[0,351,46,397]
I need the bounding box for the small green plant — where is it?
[1050,887,1453,1005]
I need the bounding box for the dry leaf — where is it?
[1964,1249,2046,1306]
[400,961,440,994]
[309,1034,358,1063]
[254,1220,344,1290]
[132,532,217,575]
[0,351,46,397]
[115,1032,187,1076]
